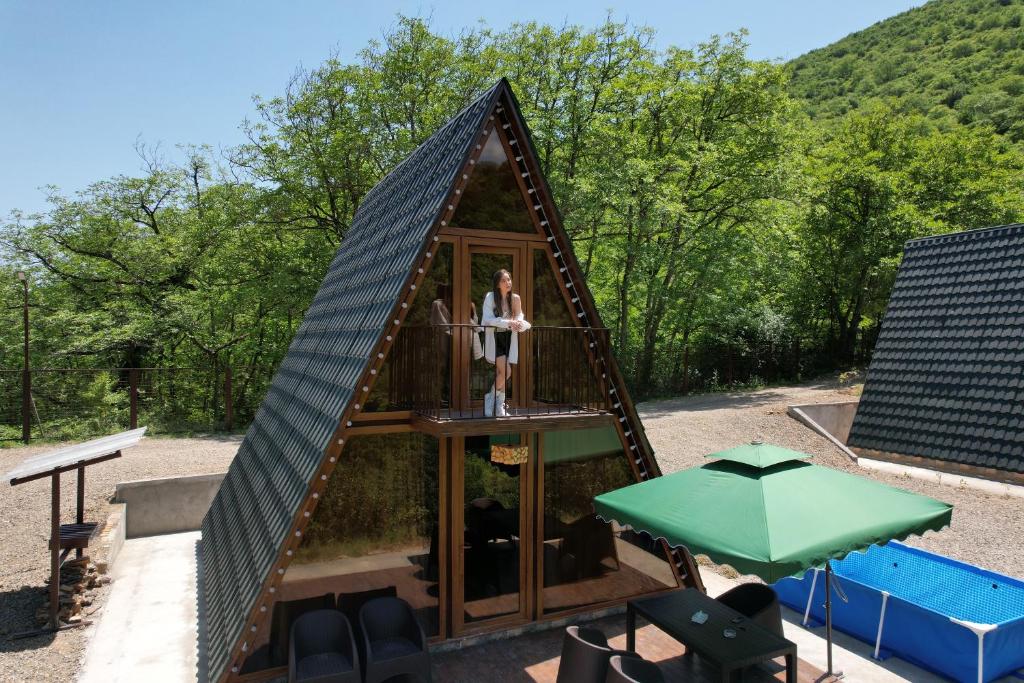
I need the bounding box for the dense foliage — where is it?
[2,12,1023,423]
[789,0,1024,140]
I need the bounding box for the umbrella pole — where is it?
[826,561,833,674]
[825,560,843,678]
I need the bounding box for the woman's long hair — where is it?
[491,269,513,318]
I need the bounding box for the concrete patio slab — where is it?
[79,531,201,683]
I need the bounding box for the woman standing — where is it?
[481,269,531,416]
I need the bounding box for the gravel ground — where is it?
[639,379,1024,581]
[3,380,1023,680]
[0,434,240,683]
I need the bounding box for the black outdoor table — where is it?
[627,588,797,683]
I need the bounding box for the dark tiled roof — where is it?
[848,224,1024,473]
[200,82,500,682]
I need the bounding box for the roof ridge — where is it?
[906,223,1024,247]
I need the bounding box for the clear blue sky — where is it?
[0,1,925,217]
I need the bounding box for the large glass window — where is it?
[448,129,537,234]
[461,433,524,624]
[283,433,441,636]
[364,243,453,412]
[541,427,676,614]
[532,248,575,327]
[531,248,596,409]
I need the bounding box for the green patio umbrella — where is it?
[593,442,952,675]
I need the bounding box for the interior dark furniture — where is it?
[288,609,360,683]
[555,625,639,683]
[607,654,665,683]
[626,589,796,683]
[359,596,432,683]
[557,514,620,580]
[715,583,784,638]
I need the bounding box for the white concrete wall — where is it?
[115,473,225,538]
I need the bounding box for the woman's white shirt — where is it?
[481,291,531,364]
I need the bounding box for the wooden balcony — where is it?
[386,325,614,434]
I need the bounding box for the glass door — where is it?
[451,433,534,633]
[459,245,524,417]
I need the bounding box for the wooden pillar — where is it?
[725,346,734,386]
[76,465,85,559]
[224,366,233,431]
[50,472,60,629]
[129,369,139,430]
[21,276,30,444]
[22,369,31,444]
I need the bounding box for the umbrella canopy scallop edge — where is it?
[594,459,953,584]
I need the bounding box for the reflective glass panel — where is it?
[462,433,523,623]
[531,248,597,409]
[449,129,537,233]
[283,433,441,636]
[364,242,453,412]
[541,427,677,614]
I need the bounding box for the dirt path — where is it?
[638,381,1024,580]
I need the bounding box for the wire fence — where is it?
[0,337,857,442]
[623,339,810,398]
[0,366,276,443]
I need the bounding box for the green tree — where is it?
[794,104,1024,363]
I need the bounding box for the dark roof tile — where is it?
[199,82,501,681]
[849,224,1024,475]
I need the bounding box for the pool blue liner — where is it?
[773,542,1024,683]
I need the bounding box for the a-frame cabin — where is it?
[200,79,701,682]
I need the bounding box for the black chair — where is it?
[271,593,337,666]
[715,583,784,638]
[288,609,360,683]
[337,586,398,674]
[606,655,665,683]
[555,625,639,683]
[359,596,432,683]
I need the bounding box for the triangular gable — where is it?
[200,83,502,682]
[448,127,539,234]
[201,79,692,682]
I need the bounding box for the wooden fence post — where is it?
[21,368,31,444]
[794,338,802,380]
[224,366,233,431]
[129,369,139,430]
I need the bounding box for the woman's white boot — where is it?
[484,386,495,417]
[495,391,507,417]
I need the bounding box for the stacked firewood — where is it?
[36,556,110,625]
[491,444,529,465]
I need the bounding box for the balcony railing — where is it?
[387,325,610,421]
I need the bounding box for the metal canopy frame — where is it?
[6,427,146,629]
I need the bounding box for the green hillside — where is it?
[788,0,1024,140]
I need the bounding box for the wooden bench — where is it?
[52,522,100,561]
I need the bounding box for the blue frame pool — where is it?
[773,542,1024,683]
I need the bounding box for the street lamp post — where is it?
[16,271,29,443]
